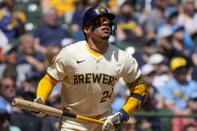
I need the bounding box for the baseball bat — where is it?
[12,98,104,124]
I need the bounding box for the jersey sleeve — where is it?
[120,54,148,113]
[121,54,141,84]
[47,48,69,81]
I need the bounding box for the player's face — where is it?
[90,16,113,40]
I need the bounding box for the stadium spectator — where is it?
[0,76,16,112]
[17,33,44,84]
[0,45,17,79]
[165,7,195,50]
[171,24,197,70]
[147,53,171,92]
[162,57,197,111]
[164,6,179,26]
[115,1,144,43]
[0,0,26,39]
[177,0,197,35]
[144,0,169,39]
[33,7,73,48]
[171,24,194,58]
[147,53,168,74]
[157,25,182,59]
[164,6,195,51]
[40,0,78,24]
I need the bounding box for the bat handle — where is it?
[77,115,105,125]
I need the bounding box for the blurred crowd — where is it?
[0,0,197,131]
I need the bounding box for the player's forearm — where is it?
[123,76,148,113]
[36,74,58,102]
[122,97,140,113]
[122,84,147,113]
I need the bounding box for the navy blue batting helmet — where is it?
[82,4,115,28]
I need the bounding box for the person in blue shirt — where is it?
[0,1,25,39]
[161,56,197,111]
[33,8,73,47]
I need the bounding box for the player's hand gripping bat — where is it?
[12,98,104,124]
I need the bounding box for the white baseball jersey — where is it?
[47,40,141,116]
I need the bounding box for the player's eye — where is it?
[90,16,114,27]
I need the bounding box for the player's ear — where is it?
[83,26,91,34]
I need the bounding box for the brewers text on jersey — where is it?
[74,73,117,86]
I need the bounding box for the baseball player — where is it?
[34,4,148,131]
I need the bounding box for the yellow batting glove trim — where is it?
[37,74,58,102]
[122,97,139,113]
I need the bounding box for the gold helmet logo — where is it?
[97,5,107,13]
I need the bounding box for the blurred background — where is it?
[0,0,197,131]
